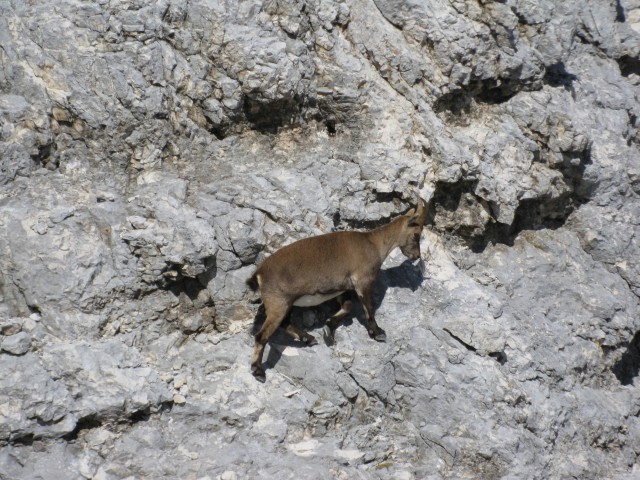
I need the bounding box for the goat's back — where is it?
[254,230,380,297]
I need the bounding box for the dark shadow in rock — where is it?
[489,350,508,365]
[433,75,522,118]
[148,257,218,335]
[30,141,54,168]
[475,76,522,105]
[263,341,285,373]
[128,406,151,423]
[618,55,640,77]
[433,143,595,253]
[543,62,577,96]
[334,260,425,339]
[612,330,640,386]
[322,260,424,337]
[62,414,102,442]
[254,305,323,374]
[243,95,301,134]
[160,275,208,300]
[470,192,583,253]
[261,317,322,374]
[10,433,35,446]
[376,259,425,294]
[433,89,473,117]
[615,0,626,22]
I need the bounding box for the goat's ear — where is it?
[407,196,427,226]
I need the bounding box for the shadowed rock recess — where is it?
[1,0,640,478]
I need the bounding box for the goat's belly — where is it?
[293,291,345,307]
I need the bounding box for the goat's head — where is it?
[398,196,428,261]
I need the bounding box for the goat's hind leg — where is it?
[323,295,353,345]
[251,298,290,382]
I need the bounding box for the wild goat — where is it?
[246,196,428,382]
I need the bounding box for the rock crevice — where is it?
[1,0,639,478]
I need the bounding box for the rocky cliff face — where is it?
[1,0,640,478]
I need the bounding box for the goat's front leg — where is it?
[355,284,386,342]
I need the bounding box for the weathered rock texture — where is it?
[1,0,640,478]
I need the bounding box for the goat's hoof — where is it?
[323,325,335,345]
[305,335,318,346]
[322,325,336,345]
[251,365,266,383]
[369,329,386,342]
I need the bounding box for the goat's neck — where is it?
[367,217,405,262]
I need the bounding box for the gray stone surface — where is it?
[0,0,639,478]
[0,331,30,355]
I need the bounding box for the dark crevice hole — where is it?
[544,62,578,92]
[612,330,640,385]
[62,414,102,442]
[432,180,478,208]
[471,145,593,252]
[618,55,640,77]
[332,211,342,230]
[157,255,215,296]
[243,96,301,134]
[433,89,473,116]
[326,118,337,135]
[434,77,522,116]
[10,433,35,446]
[129,407,151,423]
[475,77,522,105]
[31,142,54,165]
[444,328,477,352]
[615,0,626,22]
[489,351,508,365]
[160,273,209,300]
[208,124,226,141]
[337,213,403,231]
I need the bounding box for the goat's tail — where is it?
[246,272,259,292]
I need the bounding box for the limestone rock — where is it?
[0,332,30,355]
[0,0,639,479]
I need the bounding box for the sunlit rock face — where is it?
[1,1,639,478]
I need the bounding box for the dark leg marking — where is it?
[283,323,318,346]
[356,285,386,342]
[323,297,353,345]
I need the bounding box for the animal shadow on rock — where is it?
[250,259,424,374]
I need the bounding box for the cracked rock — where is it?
[0,0,639,479]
